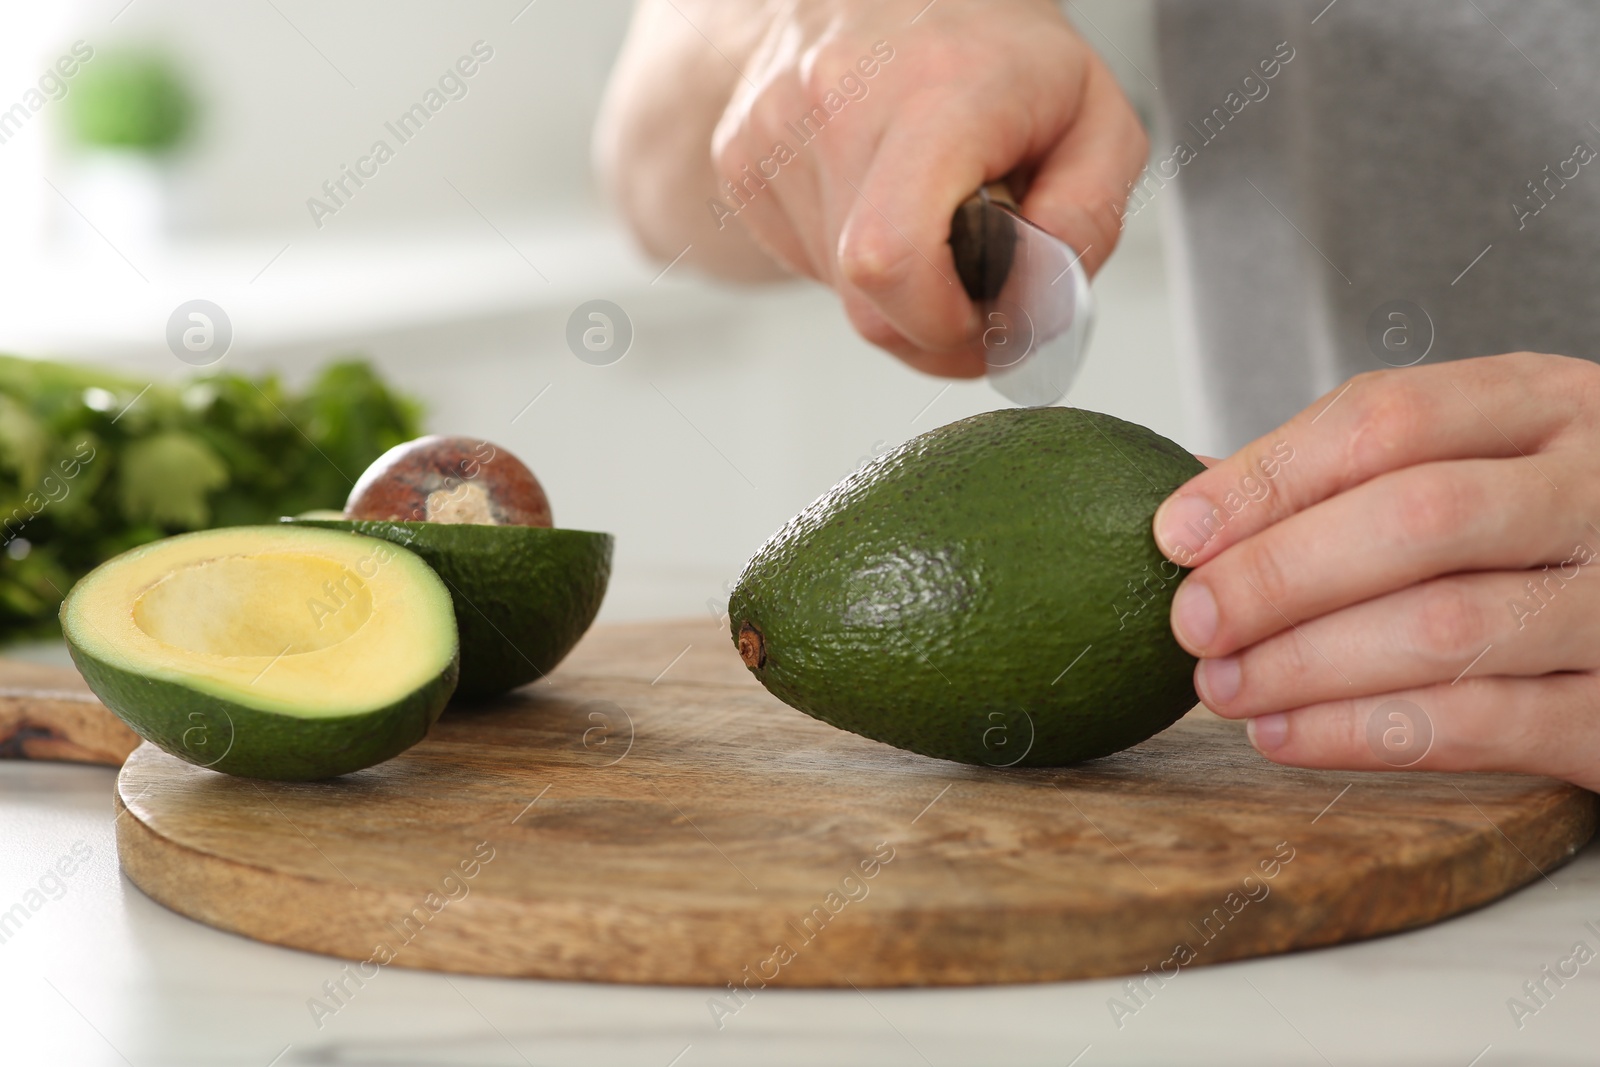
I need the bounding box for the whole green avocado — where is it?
[727,407,1205,767]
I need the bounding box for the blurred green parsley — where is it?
[0,355,421,642]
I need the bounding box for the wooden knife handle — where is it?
[949,180,1020,304]
[0,687,138,767]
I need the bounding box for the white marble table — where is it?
[1,756,1595,1067]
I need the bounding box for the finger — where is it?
[716,68,985,371]
[1153,352,1595,567]
[1243,673,1600,791]
[1171,456,1586,656]
[832,104,991,356]
[1018,54,1150,278]
[722,174,817,279]
[710,96,829,279]
[1197,559,1600,717]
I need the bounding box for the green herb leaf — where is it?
[118,432,230,529]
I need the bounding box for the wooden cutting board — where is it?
[4,619,1596,987]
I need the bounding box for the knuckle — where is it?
[1521,349,1567,374]
[744,87,803,149]
[1342,373,1428,478]
[1234,537,1298,620]
[1558,351,1600,384]
[1239,629,1312,707]
[1335,701,1375,761]
[837,225,918,294]
[1500,350,1575,401]
[1410,581,1487,661]
[1393,470,1478,545]
[709,124,750,182]
[1275,629,1319,690]
[1234,445,1299,517]
[1551,353,1600,415]
[797,41,861,105]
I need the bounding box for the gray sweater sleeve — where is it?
[1152,0,1600,454]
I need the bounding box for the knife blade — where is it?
[949,181,1094,407]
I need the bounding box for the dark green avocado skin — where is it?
[67,641,458,781]
[289,521,613,701]
[728,407,1204,767]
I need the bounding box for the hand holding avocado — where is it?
[1158,353,1600,793]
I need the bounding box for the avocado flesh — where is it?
[286,520,613,701]
[61,525,459,780]
[728,407,1205,767]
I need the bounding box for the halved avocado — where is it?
[61,525,459,780]
[285,519,612,701]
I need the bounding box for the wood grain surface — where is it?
[6,621,1598,986]
[0,653,139,765]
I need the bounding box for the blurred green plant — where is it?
[65,49,195,154]
[0,355,422,642]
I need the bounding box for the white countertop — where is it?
[2,755,1597,1066]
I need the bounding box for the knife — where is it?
[949,181,1094,407]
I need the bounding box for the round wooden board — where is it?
[113,620,1598,987]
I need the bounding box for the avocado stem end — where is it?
[737,623,765,670]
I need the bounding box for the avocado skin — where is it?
[66,641,458,781]
[289,521,613,701]
[728,407,1204,767]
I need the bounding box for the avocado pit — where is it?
[345,435,552,527]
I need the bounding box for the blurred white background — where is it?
[0,0,1179,623]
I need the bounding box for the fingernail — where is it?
[1153,494,1218,561]
[1171,580,1218,651]
[1198,655,1240,705]
[1248,713,1288,753]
